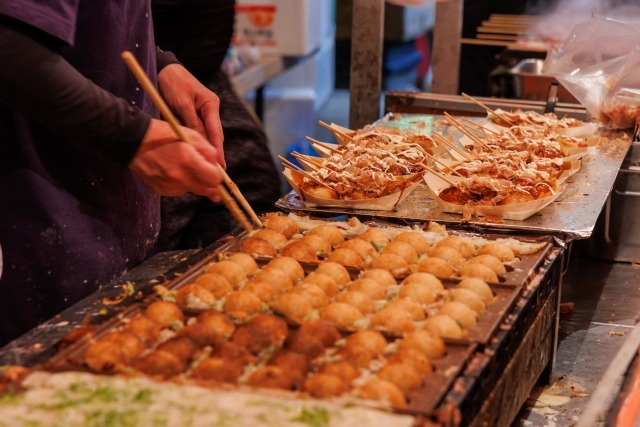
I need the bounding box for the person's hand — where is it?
[129,119,223,201]
[157,64,225,168]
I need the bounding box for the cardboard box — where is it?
[234,0,330,56]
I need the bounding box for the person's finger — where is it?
[200,99,226,168]
[174,96,206,136]
[183,127,220,166]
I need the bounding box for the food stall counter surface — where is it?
[276,114,632,242]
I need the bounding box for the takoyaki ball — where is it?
[402,273,444,293]
[319,303,364,327]
[175,284,216,307]
[125,315,162,344]
[429,246,465,268]
[345,330,387,355]
[335,291,375,315]
[265,215,300,239]
[247,366,294,390]
[378,363,422,391]
[231,325,273,354]
[435,236,475,258]
[204,261,247,287]
[85,340,128,371]
[357,380,407,408]
[285,331,324,360]
[308,225,345,247]
[227,253,260,275]
[327,248,364,268]
[337,239,376,260]
[414,257,455,277]
[457,278,493,302]
[388,348,433,375]
[240,237,277,258]
[339,342,374,368]
[368,254,410,275]
[191,357,243,383]
[101,331,146,360]
[306,186,339,200]
[195,274,233,299]
[224,290,263,317]
[177,322,225,348]
[438,301,478,329]
[269,350,309,382]
[379,241,418,264]
[303,373,349,398]
[321,361,360,383]
[157,336,199,364]
[449,288,486,313]
[301,273,339,298]
[357,228,389,249]
[468,254,506,275]
[290,283,329,308]
[300,234,333,255]
[423,315,465,339]
[457,264,498,284]
[347,278,386,300]
[280,240,318,263]
[393,232,431,255]
[214,341,256,367]
[371,308,415,334]
[477,243,515,262]
[254,267,293,293]
[248,314,289,344]
[398,330,446,359]
[252,228,288,247]
[242,279,278,302]
[398,283,435,305]
[299,319,341,347]
[270,293,314,323]
[134,351,185,379]
[268,257,305,282]
[145,301,184,328]
[315,262,351,287]
[361,269,397,287]
[385,298,426,321]
[196,310,236,338]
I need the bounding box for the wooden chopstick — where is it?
[121,51,255,232]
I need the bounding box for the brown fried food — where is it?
[378,363,422,391]
[177,322,225,348]
[240,237,277,258]
[300,234,333,255]
[398,330,446,359]
[438,301,477,328]
[347,278,386,300]
[337,239,376,260]
[308,225,345,247]
[102,331,146,360]
[423,315,465,339]
[319,303,363,327]
[196,310,236,338]
[134,351,185,379]
[254,267,294,293]
[249,314,289,344]
[320,360,360,383]
[457,264,498,283]
[247,365,294,390]
[299,319,341,347]
[457,278,493,302]
[327,248,364,268]
[270,293,314,323]
[204,261,247,286]
[477,243,515,261]
[379,241,418,264]
[357,379,407,408]
[305,186,339,200]
[371,308,415,334]
[285,331,324,360]
[195,274,233,298]
[85,340,129,371]
[449,288,486,313]
[393,232,431,254]
[345,330,387,355]
[303,373,349,398]
[265,215,300,239]
[157,336,199,364]
[175,284,216,307]
[242,279,279,302]
[231,325,274,354]
[214,341,256,366]
[227,253,260,275]
[360,269,397,286]
[145,301,184,328]
[368,254,410,275]
[252,228,288,247]
[302,273,340,297]
[125,315,162,345]
[402,273,444,292]
[224,290,263,316]
[335,290,375,314]
[388,348,432,375]
[267,257,305,282]
[414,257,455,277]
[280,240,318,263]
[429,246,465,268]
[357,228,389,249]
[339,342,374,368]
[435,236,475,258]
[398,282,435,305]
[191,357,243,383]
[315,262,351,286]
[467,254,506,275]
[290,283,329,308]
[385,298,425,321]
[269,351,309,383]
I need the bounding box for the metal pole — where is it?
[349,0,385,129]
[432,0,464,94]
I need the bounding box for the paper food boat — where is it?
[457,134,595,161]
[423,172,565,221]
[311,141,449,160]
[283,168,422,211]
[487,110,599,139]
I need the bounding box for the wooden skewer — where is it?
[432,132,474,161]
[291,152,323,167]
[460,117,500,136]
[318,120,356,143]
[461,92,516,126]
[423,166,459,187]
[121,51,254,232]
[306,137,341,154]
[424,153,465,177]
[444,113,493,152]
[278,155,332,189]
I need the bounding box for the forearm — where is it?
[0,16,151,165]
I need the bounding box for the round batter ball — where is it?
[231,324,274,354]
[357,379,407,408]
[135,351,185,379]
[300,275,339,298]
[85,340,129,371]
[303,373,349,398]
[305,186,339,200]
[429,246,465,267]
[458,264,498,283]
[438,301,478,328]
[247,365,294,390]
[177,322,225,348]
[270,293,314,323]
[204,261,247,287]
[423,314,465,339]
[435,236,475,258]
[398,282,436,305]
[280,240,318,263]
[357,228,389,249]
[299,319,341,347]
[254,267,293,293]
[224,290,263,316]
[449,288,486,313]
[290,283,329,308]
[457,278,493,302]
[265,215,300,239]
[335,290,375,314]
[242,279,278,302]
[267,257,305,282]
[337,239,376,260]
[327,248,364,268]
[339,342,374,368]
[347,278,386,300]
[300,234,333,255]
[361,269,397,286]
[388,348,433,375]
[197,310,236,338]
[402,273,444,292]
[315,262,351,286]
[393,232,431,254]
[252,228,288,248]
[368,254,409,274]
[227,253,260,275]
[477,243,515,261]
[467,254,506,275]
[385,298,426,321]
[240,237,277,258]
[214,341,256,367]
[321,360,360,382]
[125,315,162,345]
[379,241,418,264]
[145,301,184,328]
[195,273,233,299]
[285,331,325,360]
[319,302,363,327]
[308,224,345,247]
[192,357,243,383]
[398,330,446,359]
[156,336,199,364]
[371,307,415,334]
[414,257,455,277]
[345,329,387,355]
[175,284,216,307]
[378,363,422,391]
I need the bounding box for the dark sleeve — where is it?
[156,47,182,74]
[0,16,151,165]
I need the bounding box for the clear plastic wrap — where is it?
[544,17,640,129]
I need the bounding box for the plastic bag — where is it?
[544,17,640,129]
